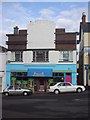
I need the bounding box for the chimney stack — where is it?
[82,12,86,24]
[14,26,19,34]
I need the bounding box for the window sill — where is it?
[7,60,23,63]
[32,61,49,63]
[58,60,73,62]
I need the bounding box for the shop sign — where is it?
[27,68,52,77]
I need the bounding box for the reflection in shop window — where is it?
[66,73,71,76]
[11,72,27,87]
[53,72,64,77]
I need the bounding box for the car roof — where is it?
[55,82,71,84]
[8,85,20,87]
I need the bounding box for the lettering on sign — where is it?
[34,72,44,76]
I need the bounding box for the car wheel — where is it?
[54,89,60,94]
[76,88,82,93]
[4,92,9,96]
[23,92,28,96]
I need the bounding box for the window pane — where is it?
[33,51,48,62]
[66,73,71,76]
[15,51,23,62]
[63,51,69,61]
[58,73,64,76]
[8,86,13,90]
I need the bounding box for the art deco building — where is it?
[6,20,77,93]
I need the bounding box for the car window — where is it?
[8,86,14,90]
[65,83,71,86]
[58,83,65,86]
[49,82,57,86]
[15,86,21,90]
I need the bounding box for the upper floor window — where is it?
[84,47,90,54]
[33,51,49,62]
[15,51,23,62]
[10,51,23,62]
[59,51,73,62]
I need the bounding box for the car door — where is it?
[57,83,66,92]
[15,86,23,95]
[8,86,16,95]
[64,83,75,92]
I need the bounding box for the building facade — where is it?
[6,20,77,93]
[0,46,6,92]
[79,13,90,86]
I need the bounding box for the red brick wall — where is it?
[6,30,27,50]
[55,29,76,50]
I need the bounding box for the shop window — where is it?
[58,73,64,76]
[11,72,27,77]
[66,73,71,75]
[53,72,64,77]
[53,73,59,76]
[33,50,49,62]
[11,72,17,77]
[11,72,28,86]
[53,72,64,83]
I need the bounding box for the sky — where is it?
[0,1,89,47]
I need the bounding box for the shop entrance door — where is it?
[38,79,47,92]
[66,76,72,83]
[39,79,44,92]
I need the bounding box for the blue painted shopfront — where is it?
[6,64,77,87]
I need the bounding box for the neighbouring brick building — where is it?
[78,12,90,86]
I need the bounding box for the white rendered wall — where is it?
[0,53,6,91]
[27,20,55,49]
[7,50,76,65]
[73,51,77,64]
[23,51,33,64]
[23,50,76,65]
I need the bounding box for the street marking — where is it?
[24,99,58,102]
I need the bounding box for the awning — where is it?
[27,68,52,77]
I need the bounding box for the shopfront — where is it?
[27,68,52,92]
[6,64,77,93]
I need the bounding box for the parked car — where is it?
[3,85,33,96]
[48,82,85,94]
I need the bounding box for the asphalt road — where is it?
[1,90,90,120]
